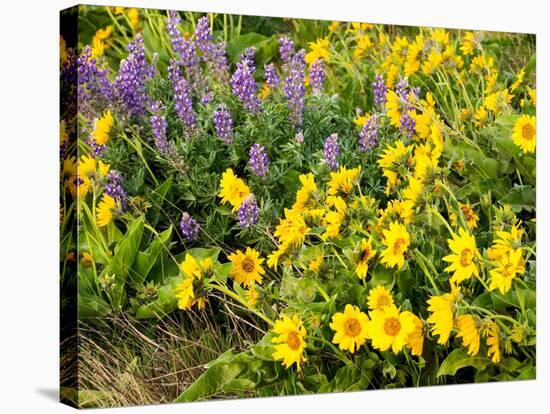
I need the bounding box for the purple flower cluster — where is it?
[359,115,379,151]
[194,16,229,81]
[114,34,155,116]
[180,212,200,242]
[200,91,214,105]
[174,77,197,129]
[264,63,280,88]
[76,46,114,116]
[248,143,269,178]
[166,11,198,68]
[309,59,326,94]
[150,115,171,156]
[283,49,306,128]
[105,170,127,209]
[231,47,261,113]
[372,74,387,106]
[324,133,339,171]
[237,195,260,228]
[213,104,233,144]
[279,36,294,63]
[395,77,418,139]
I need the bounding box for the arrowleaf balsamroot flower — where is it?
[330,304,370,353]
[92,110,114,145]
[380,221,410,270]
[272,315,307,371]
[96,194,117,227]
[456,314,481,356]
[488,248,525,294]
[443,228,480,285]
[228,247,265,287]
[367,285,394,312]
[427,288,460,345]
[512,115,536,153]
[355,238,376,279]
[368,304,416,354]
[218,168,251,212]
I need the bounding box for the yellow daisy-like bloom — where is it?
[426,289,459,345]
[228,247,265,287]
[174,278,195,310]
[293,173,318,211]
[486,321,501,363]
[305,37,329,66]
[460,31,478,56]
[96,194,117,227]
[330,304,370,353]
[80,252,93,267]
[245,286,260,308]
[355,238,376,279]
[442,228,480,284]
[91,36,105,59]
[385,90,402,128]
[368,304,416,354]
[327,166,361,197]
[406,313,425,356]
[180,253,201,279]
[353,34,373,61]
[308,255,324,272]
[449,202,479,229]
[380,221,410,270]
[328,21,340,33]
[456,314,480,356]
[488,248,525,294]
[127,8,140,30]
[512,115,536,153]
[367,285,394,311]
[403,176,423,203]
[272,315,307,371]
[93,110,114,145]
[176,255,211,310]
[510,67,526,92]
[95,25,113,40]
[259,83,271,100]
[275,208,309,246]
[218,168,251,211]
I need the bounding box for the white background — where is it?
[0,0,548,412]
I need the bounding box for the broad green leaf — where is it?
[500,185,535,212]
[437,349,489,377]
[130,227,172,285]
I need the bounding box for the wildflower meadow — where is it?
[60,5,536,408]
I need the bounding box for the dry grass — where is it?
[66,303,265,408]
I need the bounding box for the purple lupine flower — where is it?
[213,104,233,144]
[324,133,339,171]
[87,138,107,157]
[76,46,114,116]
[248,144,269,178]
[396,77,410,101]
[174,77,197,129]
[283,49,306,128]
[194,16,212,54]
[105,170,127,209]
[279,36,294,63]
[295,131,304,144]
[114,34,154,116]
[264,63,280,88]
[231,48,261,113]
[309,58,326,94]
[359,115,379,151]
[200,91,214,105]
[400,111,416,140]
[180,212,200,242]
[150,115,171,156]
[372,74,387,106]
[166,11,199,68]
[237,195,260,228]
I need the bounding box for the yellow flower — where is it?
[369,304,416,354]
[456,314,480,355]
[353,34,372,61]
[330,304,370,353]
[305,37,329,67]
[175,278,195,310]
[512,115,536,153]
[474,106,488,127]
[489,248,525,294]
[95,25,113,40]
[484,89,511,114]
[510,67,526,92]
[80,252,93,267]
[308,255,324,272]
[367,285,394,311]
[353,113,369,128]
[328,21,340,33]
[378,140,413,170]
[96,194,117,227]
[176,255,211,310]
[293,173,318,211]
[327,166,361,197]
[355,238,376,279]
[486,321,501,363]
[93,110,114,145]
[442,228,480,284]
[228,247,265,287]
[427,289,459,345]
[267,244,287,268]
[511,325,526,344]
[245,286,260,308]
[385,90,402,128]
[460,31,478,56]
[91,36,105,59]
[272,315,307,371]
[449,202,479,229]
[527,87,536,105]
[275,208,309,246]
[218,168,251,211]
[259,83,271,100]
[406,313,424,356]
[380,221,410,270]
[180,254,201,279]
[403,176,424,203]
[127,8,140,30]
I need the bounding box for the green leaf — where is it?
[437,349,489,377]
[130,227,172,285]
[147,178,172,226]
[500,185,536,212]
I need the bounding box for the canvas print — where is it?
[60,4,536,408]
